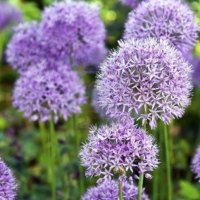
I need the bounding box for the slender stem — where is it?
[49,116,56,200]
[39,122,46,164]
[137,173,144,200]
[164,124,172,200]
[152,129,158,200]
[118,180,123,200]
[72,115,85,196]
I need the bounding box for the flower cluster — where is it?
[82,179,149,200]
[96,38,192,129]
[0,158,17,200]
[0,2,22,31]
[192,146,200,181]
[13,64,86,122]
[192,57,200,87]
[80,119,159,179]
[92,88,108,119]
[124,0,199,53]
[6,22,42,73]
[120,0,145,8]
[6,1,106,74]
[40,0,107,67]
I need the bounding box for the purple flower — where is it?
[0,2,22,31]
[192,57,200,87]
[124,0,199,53]
[0,158,17,200]
[82,178,149,200]
[192,146,200,181]
[40,0,107,67]
[96,38,192,129]
[6,21,71,74]
[92,88,108,119]
[80,119,159,179]
[120,0,145,8]
[6,22,42,73]
[13,64,86,122]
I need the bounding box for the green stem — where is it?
[73,115,85,196]
[49,116,57,200]
[152,129,158,200]
[164,124,172,200]
[118,180,123,200]
[39,122,46,165]
[137,173,144,200]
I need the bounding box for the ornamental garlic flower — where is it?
[6,22,42,73]
[192,58,200,87]
[80,119,159,179]
[0,158,17,200]
[0,2,22,31]
[120,0,145,8]
[124,0,199,53]
[40,0,107,67]
[192,146,200,181]
[82,179,149,200]
[13,64,86,122]
[92,88,108,119]
[96,38,192,129]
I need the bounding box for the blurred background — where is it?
[0,0,200,199]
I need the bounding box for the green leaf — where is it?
[9,0,41,21]
[179,180,200,199]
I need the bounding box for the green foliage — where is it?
[9,0,41,21]
[179,181,200,199]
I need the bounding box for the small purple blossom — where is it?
[96,38,192,129]
[82,179,149,200]
[124,0,199,53]
[80,119,159,179]
[0,2,22,31]
[0,158,17,200]
[192,57,200,87]
[120,0,145,8]
[40,0,107,67]
[192,146,200,181]
[13,64,86,122]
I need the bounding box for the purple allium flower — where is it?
[6,21,71,74]
[0,2,22,31]
[13,64,86,122]
[192,146,200,181]
[192,57,200,87]
[40,0,107,67]
[96,38,192,129]
[120,0,145,9]
[6,22,42,73]
[124,0,199,53]
[80,119,159,179]
[82,179,149,200]
[92,88,108,119]
[0,158,17,200]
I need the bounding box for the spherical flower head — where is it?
[192,146,200,181]
[80,119,159,179]
[120,0,145,9]
[92,88,108,119]
[192,57,200,87]
[6,22,42,73]
[124,0,199,53]
[96,38,192,129]
[40,0,107,67]
[13,64,86,122]
[82,179,149,200]
[0,158,17,200]
[0,2,22,31]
